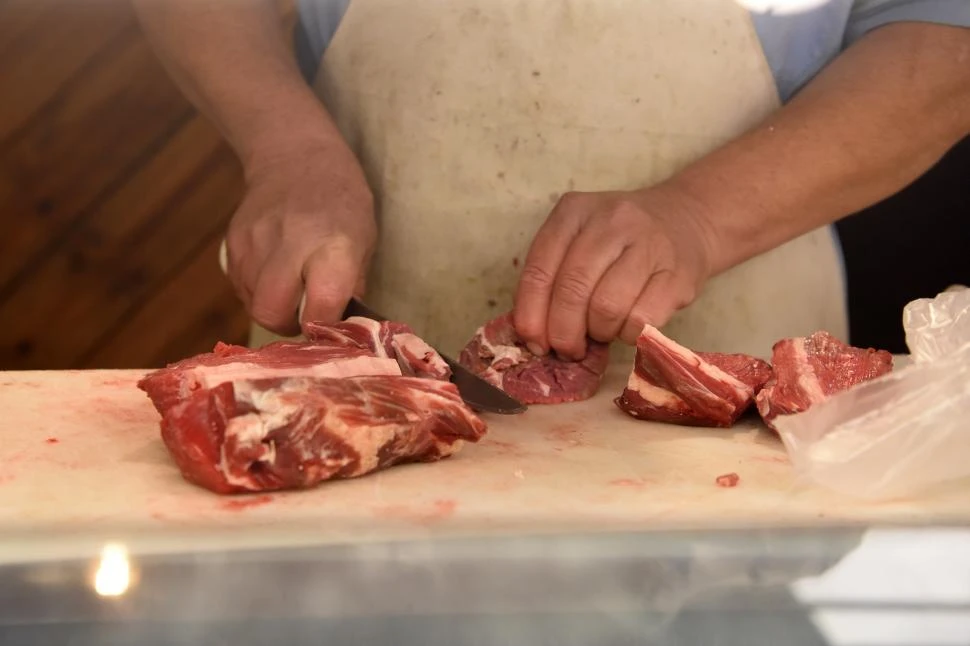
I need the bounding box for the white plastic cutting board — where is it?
[1,366,968,562]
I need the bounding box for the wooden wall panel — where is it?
[0,1,135,141]
[0,122,243,369]
[82,234,250,369]
[0,0,253,370]
[0,31,193,296]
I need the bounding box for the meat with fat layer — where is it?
[459,312,610,404]
[755,331,893,431]
[158,376,487,494]
[137,317,484,495]
[615,324,772,427]
[138,316,450,414]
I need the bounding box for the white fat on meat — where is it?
[191,356,402,390]
[220,381,355,488]
[219,379,459,488]
[391,333,449,376]
[477,329,528,367]
[349,316,385,352]
[640,325,750,393]
[791,341,827,405]
[626,371,688,408]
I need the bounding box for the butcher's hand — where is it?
[513,185,716,360]
[224,143,376,336]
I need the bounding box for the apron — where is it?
[250,0,847,361]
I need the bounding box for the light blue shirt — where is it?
[294,0,970,102]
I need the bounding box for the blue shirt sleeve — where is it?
[294,0,970,101]
[846,0,970,44]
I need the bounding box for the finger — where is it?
[353,245,374,299]
[586,248,650,343]
[513,193,585,353]
[301,236,365,327]
[225,234,261,311]
[249,249,305,336]
[618,272,693,345]
[546,226,627,359]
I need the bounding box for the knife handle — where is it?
[342,298,386,322]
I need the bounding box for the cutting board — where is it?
[1,366,968,562]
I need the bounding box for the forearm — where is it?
[133,0,345,176]
[666,22,970,275]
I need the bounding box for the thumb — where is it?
[249,249,304,336]
[301,237,366,326]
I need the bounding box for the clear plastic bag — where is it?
[903,284,970,363]
[773,287,970,500]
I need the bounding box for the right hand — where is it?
[224,142,376,336]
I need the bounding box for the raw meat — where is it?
[615,324,772,427]
[158,375,487,494]
[304,319,450,380]
[459,312,610,404]
[715,473,740,488]
[138,317,485,495]
[138,316,450,414]
[756,331,893,431]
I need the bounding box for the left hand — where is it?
[513,185,717,360]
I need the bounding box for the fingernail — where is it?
[526,342,546,356]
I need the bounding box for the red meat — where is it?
[459,313,610,404]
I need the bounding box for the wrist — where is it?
[241,128,348,183]
[634,179,724,281]
[227,89,351,184]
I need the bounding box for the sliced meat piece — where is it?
[615,324,772,427]
[458,312,610,404]
[756,331,893,431]
[138,317,448,414]
[158,375,487,494]
[305,318,450,380]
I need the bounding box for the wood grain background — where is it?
[0,0,295,370]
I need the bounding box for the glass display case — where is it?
[2,523,968,645]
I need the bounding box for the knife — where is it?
[218,241,527,415]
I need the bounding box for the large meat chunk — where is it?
[158,376,487,494]
[138,317,483,494]
[138,317,449,414]
[459,313,610,404]
[615,325,772,427]
[756,331,893,431]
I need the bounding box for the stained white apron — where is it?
[250,0,847,360]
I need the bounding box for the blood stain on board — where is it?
[512,256,520,268]
[374,499,459,525]
[484,439,523,455]
[45,437,59,444]
[431,499,457,518]
[609,478,652,488]
[100,376,140,387]
[751,455,789,465]
[545,423,586,448]
[1,380,40,388]
[715,473,740,488]
[220,494,275,511]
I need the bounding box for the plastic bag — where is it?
[773,287,970,500]
[903,284,970,363]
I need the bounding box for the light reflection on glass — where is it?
[93,543,131,597]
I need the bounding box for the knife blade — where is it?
[341,298,528,415]
[218,240,527,415]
